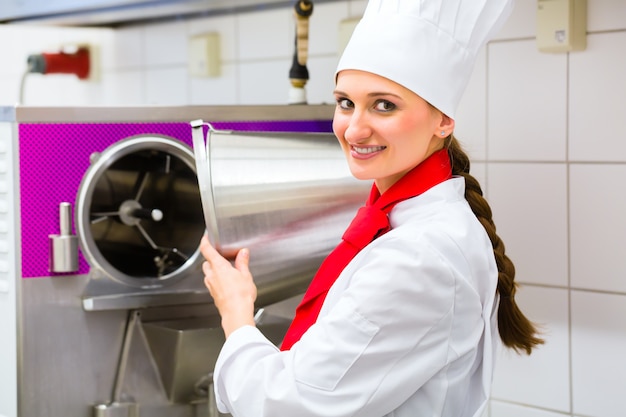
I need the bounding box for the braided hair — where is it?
[446,135,543,354]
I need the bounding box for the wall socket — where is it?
[537,0,587,53]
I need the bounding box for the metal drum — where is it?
[75,135,205,289]
[191,121,369,302]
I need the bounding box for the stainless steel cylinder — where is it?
[191,123,369,296]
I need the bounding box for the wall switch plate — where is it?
[537,0,587,53]
[188,32,220,78]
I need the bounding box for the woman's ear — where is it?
[437,113,455,137]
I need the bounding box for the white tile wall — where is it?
[569,32,626,162]
[491,401,568,417]
[100,69,145,105]
[144,21,189,66]
[587,0,626,31]
[189,63,239,105]
[487,163,568,287]
[470,162,487,194]
[145,67,189,105]
[308,2,349,56]
[22,73,106,106]
[237,8,292,61]
[304,55,340,105]
[488,40,567,162]
[571,291,626,417]
[456,47,487,161]
[570,164,626,293]
[109,26,144,70]
[0,77,20,106]
[0,2,625,417]
[239,59,293,104]
[493,0,537,40]
[492,286,570,413]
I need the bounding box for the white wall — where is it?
[1,0,625,416]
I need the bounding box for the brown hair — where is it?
[446,134,543,354]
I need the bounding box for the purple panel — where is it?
[211,120,333,133]
[19,120,333,278]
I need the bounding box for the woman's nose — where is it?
[343,111,372,142]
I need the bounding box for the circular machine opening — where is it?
[76,136,205,287]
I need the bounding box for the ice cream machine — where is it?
[0,105,369,417]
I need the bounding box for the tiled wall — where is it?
[485,2,626,417]
[1,0,625,416]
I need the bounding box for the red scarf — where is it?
[280,149,452,350]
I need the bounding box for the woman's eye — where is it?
[375,100,396,112]
[336,98,353,109]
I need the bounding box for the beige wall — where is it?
[1,1,625,416]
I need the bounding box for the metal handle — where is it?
[48,201,79,273]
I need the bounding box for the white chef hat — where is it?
[336,0,514,119]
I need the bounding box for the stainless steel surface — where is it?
[0,104,334,123]
[94,402,139,417]
[19,276,228,417]
[142,318,223,404]
[60,201,72,235]
[192,123,369,293]
[19,276,128,417]
[142,314,289,404]
[206,374,220,417]
[81,277,209,311]
[113,311,142,403]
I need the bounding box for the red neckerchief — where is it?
[280,149,452,350]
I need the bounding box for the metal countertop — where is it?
[0,104,335,123]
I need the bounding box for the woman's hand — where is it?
[200,235,257,338]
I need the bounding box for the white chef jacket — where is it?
[213,177,500,417]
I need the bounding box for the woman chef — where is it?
[200,0,543,416]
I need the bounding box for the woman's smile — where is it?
[350,144,387,159]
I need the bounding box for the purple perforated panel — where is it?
[19,119,333,278]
